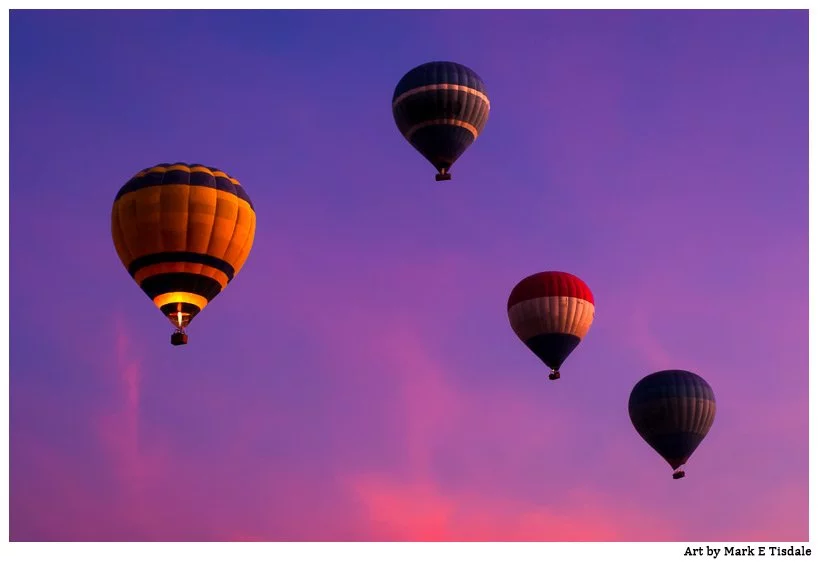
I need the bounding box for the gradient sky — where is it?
[9,9,808,542]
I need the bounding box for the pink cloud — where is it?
[348,472,676,541]
[291,267,675,540]
[95,318,171,494]
[9,313,358,541]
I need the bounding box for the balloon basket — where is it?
[672,470,686,480]
[548,371,561,381]
[435,173,452,181]
[171,332,188,346]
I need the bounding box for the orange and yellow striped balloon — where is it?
[111,162,256,342]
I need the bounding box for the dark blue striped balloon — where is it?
[628,370,716,479]
[392,61,490,181]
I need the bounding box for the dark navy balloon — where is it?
[392,61,490,181]
[628,370,716,479]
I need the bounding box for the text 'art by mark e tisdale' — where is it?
[684,545,811,558]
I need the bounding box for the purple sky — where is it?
[9,10,808,541]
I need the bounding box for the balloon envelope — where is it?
[628,370,716,472]
[507,271,595,377]
[111,162,256,338]
[392,61,490,180]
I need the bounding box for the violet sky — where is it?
[9,9,808,541]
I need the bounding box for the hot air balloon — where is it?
[507,271,595,380]
[628,370,716,479]
[392,61,490,181]
[111,162,256,346]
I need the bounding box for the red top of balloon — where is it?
[507,271,594,309]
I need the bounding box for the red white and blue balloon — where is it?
[507,271,595,380]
